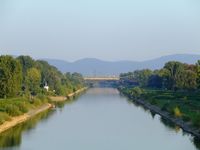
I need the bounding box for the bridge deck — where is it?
[84,77,119,81]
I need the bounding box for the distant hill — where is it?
[43,54,200,76]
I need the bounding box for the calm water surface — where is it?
[0,88,199,150]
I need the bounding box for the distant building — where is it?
[44,82,49,91]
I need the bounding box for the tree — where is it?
[134,69,152,87]
[17,55,35,76]
[0,56,22,98]
[71,73,84,90]
[178,70,197,90]
[36,60,64,95]
[196,60,200,88]
[164,61,184,90]
[25,68,41,95]
[148,74,163,88]
[130,87,143,99]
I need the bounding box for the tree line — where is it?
[120,60,200,91]
[0,55,84,98]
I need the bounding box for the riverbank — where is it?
[0,103,51,134]
[119,88,200,139]
[50,87,88,102]
[0,87,88,133]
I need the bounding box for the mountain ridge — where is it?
[43,54,200,76]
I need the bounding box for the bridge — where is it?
[84,77,120,87]
[84,77,120,81]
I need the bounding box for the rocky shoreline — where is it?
[124,93,200,139]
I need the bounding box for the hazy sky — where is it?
[0,0,200,61]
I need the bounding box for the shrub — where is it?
[33,99,42,106]
[130,87,143,99]
[0,112,11,124]
[192,113,200,127]
[174,107,182,118]
[4,104,22,116]
[15,102,29,113]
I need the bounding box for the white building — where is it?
[44,82,49,91]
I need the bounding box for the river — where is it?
[0,88,199,150]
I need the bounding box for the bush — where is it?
[192,113,200,127]
[174,107,182,118]
[0,112,11,124]
[33,99,42,106]
[4,104,22,116]
[130,87,143,98]
[15,102,29,113]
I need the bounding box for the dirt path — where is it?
[0,103,51,134]
[50,87,88,102]
[0,88,88,133]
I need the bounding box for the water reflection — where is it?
[125,95,200,150]
[0,92,84,149]
[0,88,200,150]
[0,110,54,149]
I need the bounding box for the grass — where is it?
[120,87,200,128]
[0,96,49,125]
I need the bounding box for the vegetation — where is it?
[0,55,85,125]
[0,56,22,98]
[119,60,200,129]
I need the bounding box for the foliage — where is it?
[196,60,200,88]
[17,56,36,80]
[0,112,11,125]
[0,55,85,97]
[134,69,152,87]
[130,87,143,99]
[0,56,22,98]
[0,55,85,125]
[25,68,41,95]
[120,60,199,91]
[173,107,182,118]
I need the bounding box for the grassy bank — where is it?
[0,96,49,125]
[49,87,88,102]
[0,87,88,133]
[119,87,200,132]
[142,89,200,128]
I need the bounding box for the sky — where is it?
[0,0,200,61]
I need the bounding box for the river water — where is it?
[0,88,199,150]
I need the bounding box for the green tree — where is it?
[164,61,184,90]
[196,60,200,88]
[130,87,143,99]
[0,56,22,98]
[25,68,41,95]
[17,55,35,76]
[71,73,84,90]
[36,60,64,95]
[180,70,197,90]
[134,69,152,87]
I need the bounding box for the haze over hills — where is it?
[44,54,200,76]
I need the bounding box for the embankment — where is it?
[0,103,51,134]
[0,87,88,133]
[50,87,88,102]
[122,93,200,139]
